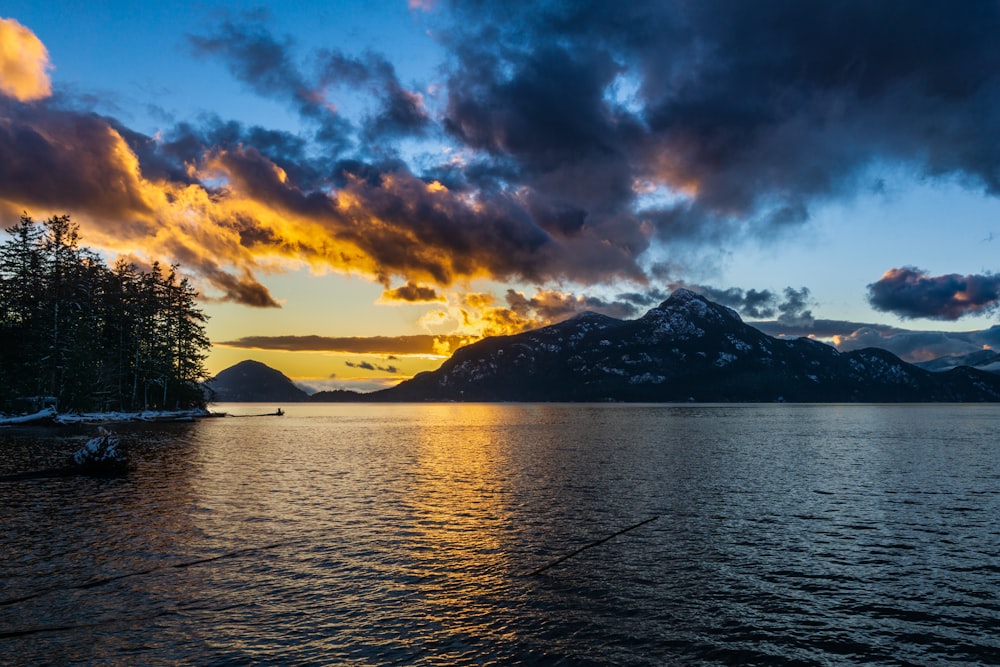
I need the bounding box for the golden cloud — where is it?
[215,285,619,358]
[416,287,637,344]
[0,18,52,102]
[1,83,650,311]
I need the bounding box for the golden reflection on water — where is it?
[410,405,513,551]
[184,414,336,551]
[6,404,1000,665]
[407,405,519,624]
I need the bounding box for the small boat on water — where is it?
[226,408,285,418]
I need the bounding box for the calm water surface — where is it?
[2,403,999,665]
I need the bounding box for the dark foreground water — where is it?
[2,403,999,666]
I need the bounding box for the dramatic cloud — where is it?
[200,266,281,308]
[504,289,638,323]
[188,17,431,151]
[416,288,644,343]
[317,49,432,143]
[221,287,1000,364]
[0,102,282,306]
[379,282,445,303]
[666,284,812,323]
[6,3,1000,309]
[776,287,815,327]
[0,18,51,101]
[0,98,642,305]
[441,0,1000,251]
[682,286,778,319]
[188,16,351,151]
[616,289,670,308]
[868,267,1000,320]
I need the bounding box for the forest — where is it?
[0,214,211,413]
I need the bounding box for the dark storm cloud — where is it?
[317,50,432,142]
[777,287,815,327]
[442,34,649,252]
[681,285,779,319]
[381,282,444,303]
[188,17,352,151]
[162,117,331,189]
[199,266,281,308]
[0,100,288,308]
[8,2,1000,309]
[440,0,1000,253]
[319,159,645,285]
[189,18,431,153]
[616,289,670,308]
[178,16,650,286]
[504,289,639,322]
[663,284,811,322]
[0,100,155,220]
[868,267,1000,320]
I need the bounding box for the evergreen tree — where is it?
[0,214,212,413]
[0,214,46,402]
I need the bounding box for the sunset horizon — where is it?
[5,3,1000,662]
[4,1,1000,392]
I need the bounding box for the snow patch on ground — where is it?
[0,407,211,425]
[715,353,737,367]
[727,335,752,352]
[53,408,211,424]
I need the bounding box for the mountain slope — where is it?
[205,360,310,402]
[374,290,1000,402]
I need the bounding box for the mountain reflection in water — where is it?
[2,403,999,665]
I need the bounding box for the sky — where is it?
[3,0,1000,392]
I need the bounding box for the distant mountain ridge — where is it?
[369,289,1000,402]
[205,360,310,402]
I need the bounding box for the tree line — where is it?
[0,214,211,413]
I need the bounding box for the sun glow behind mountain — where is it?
[4,2,1000,390]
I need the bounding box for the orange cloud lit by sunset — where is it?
[6,2,1000,393]
[0,109,647,313]
[0,18,51,102]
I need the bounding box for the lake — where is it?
[2,403,999,665]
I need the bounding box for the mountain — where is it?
[205,360,310,402]
[373,289,1000,402]
[913,349,1000,374]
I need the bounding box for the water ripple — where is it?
[2,404,1000,665]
